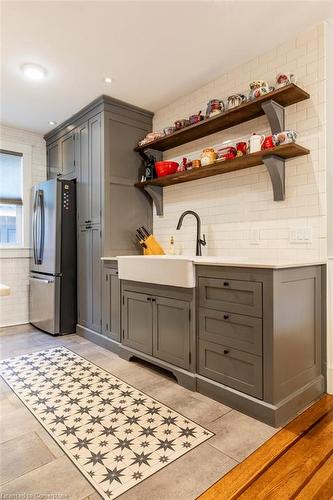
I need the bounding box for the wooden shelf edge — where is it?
[135,144,310,189]
[134,84,310,153]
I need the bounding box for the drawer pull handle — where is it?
[151,298,156,302]
[223,314,230,320]
[223,349,230,355]
[223,282,230,287]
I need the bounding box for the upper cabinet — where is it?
[46,131,76,179]
[60,131,76,177]
[88,115,102,226]
[46,141,61,179]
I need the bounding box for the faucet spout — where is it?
[176,210,206,256]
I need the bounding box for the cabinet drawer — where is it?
[198,340,262,398]
[199,308,262,355]
[198,277,262,317]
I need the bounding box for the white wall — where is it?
[0,125,46,327]
[153,24,326,262]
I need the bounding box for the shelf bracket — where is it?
[263,154,285,201]
[143,185,164,216]
[261,100,285,134]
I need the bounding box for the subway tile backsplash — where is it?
[152,24,326,262]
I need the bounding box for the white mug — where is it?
[249,133,265,153]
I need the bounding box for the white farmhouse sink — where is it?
[117,255,196,288]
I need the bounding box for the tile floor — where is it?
[0,324,278,499]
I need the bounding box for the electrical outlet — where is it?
[289,227,312,244]
[250,229,260,245]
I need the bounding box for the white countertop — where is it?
[101,255,326,269]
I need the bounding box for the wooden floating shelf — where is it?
[135,144,310,188]
[135,84,309,153]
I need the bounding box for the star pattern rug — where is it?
[0,347,213,499]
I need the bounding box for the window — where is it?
[0,150,23,246]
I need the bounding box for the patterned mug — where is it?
[273,130,297,146]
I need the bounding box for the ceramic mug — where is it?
[249,133,265,153]
[261,135,275,150]
[236,141,247,156]
[227,94,247,109]
[250,86,270,99]
[273,130,297,145]
[206,99,225,118]
[276,73,296,89]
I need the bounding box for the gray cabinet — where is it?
[198,340,262,398]
[77,115,101,227]
[122,291,153,354]
[76,122,89,225]
[47,141,61,179]
[44,95,153,337]
[60,131,75,178]
[122,285,192,369]
[199,277,262,318]
[89,115,101,226]
[77,225,101,333]
[102,266,120,341]
[153,296,191,370]
[77,227,90,328]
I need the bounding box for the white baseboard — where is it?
[0,321,29,329]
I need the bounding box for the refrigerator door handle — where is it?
[36,190,45,265]
[32,190,38,265]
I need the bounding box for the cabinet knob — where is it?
[151,298,156,302]
[223,282,230,287]
[223,349,230,355]
[223,314,229,320]
[147,297,151,301]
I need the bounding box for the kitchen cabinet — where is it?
[75,122,89,225]
[77,225,101,333]
[77,116,101,227]
[60,131,76,178]
[122,291,153,354]
[46,141,61,179]
[153,296,191,370]
[102,265,120,341]
[44,95,153,337]
[122,284,193,369]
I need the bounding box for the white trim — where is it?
[0,321,29,328]
[0,142,32,253]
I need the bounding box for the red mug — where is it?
[236,141,247,155]
[261,135,275,150]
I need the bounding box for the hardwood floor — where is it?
[199,394,333,500]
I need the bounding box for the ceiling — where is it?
[1,1,333,134]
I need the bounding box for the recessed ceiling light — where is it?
[21,63,47,81]
[104,77,112,84]
[48,121,57,126]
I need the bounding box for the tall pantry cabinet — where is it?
[44,95,153,335]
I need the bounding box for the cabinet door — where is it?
[91,226,102,333]
[60,132,75,177]
[76,122,90,226]
[122,291,153,354]
[153,297,191,370]
[89,115,101,225]
[77,226,91,328]
[102,268,120,341]
[47,141,61,179]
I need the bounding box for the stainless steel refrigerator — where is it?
[29,178,76,335]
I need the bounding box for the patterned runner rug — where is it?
[0,347,213,499]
